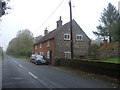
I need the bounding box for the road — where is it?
[2,55,115,88]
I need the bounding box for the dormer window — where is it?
[76,35,83,41]
[64,34,70,40]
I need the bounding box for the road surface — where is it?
[2,55,115,88]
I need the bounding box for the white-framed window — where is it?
[76,35,83,41]
[40,52,44,55]
[64,34,70,40]
[47,51,50,59]
[42,52,44,55]
[47,41,50,47]
[35,45,37,50]
[64,52,71,59]
[39,52,41,55]
[40,43,42,48]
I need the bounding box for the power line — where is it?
[33,0,66,33]
[47,1,68,31]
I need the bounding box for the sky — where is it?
[0,0,119,51]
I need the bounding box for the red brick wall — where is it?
[34,39,56,64]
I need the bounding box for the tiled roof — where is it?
[34,20,72,45]
[34,19,90,45]
[98,42,119,51]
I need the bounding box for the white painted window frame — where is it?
[40,43,42,48]
[64,52,71,59]
[35,45,37,50]
[64,34,70,40]
[76,35,83,41]
[47,51,50,59]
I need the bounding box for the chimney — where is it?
[44,28,48,35]
[103,39,108,45]
[56,16,62,28]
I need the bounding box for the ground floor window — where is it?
[40,52,44,55]
[64,52,71,59]
[47,51,50,59]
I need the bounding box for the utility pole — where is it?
[69,0,73,58]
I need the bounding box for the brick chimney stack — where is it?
[44,28,48,35]
[56,16,62,28]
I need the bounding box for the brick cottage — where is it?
[34,17,91,64]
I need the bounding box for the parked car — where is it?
[30,54,49,65]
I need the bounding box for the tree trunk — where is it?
[109,36,112,42]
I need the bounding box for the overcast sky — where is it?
[0,0,119,50]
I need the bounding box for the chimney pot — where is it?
[44,28,48,35]
[57,16,62,28]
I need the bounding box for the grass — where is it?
[0,56,2,60]
[15,55,30,60]
[101,58,120,64]
[80,58,120,64]
[0,55,2,60]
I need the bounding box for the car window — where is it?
[36,55,43,59]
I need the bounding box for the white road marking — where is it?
[28,72,49,88]
[14,60,49,88]
[19,64,23,68]
[28,72,37,79]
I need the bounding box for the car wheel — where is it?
[35,61,38,65]
[38,61,42,65]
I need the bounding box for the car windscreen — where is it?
[36,55,43,59]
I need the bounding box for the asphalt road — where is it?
[2,55,115,88]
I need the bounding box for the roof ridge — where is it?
[99,42,119,51]
[34,19,83,45]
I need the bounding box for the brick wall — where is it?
[34,39,56,64]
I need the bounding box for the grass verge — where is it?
[101,58,120,64]
[15,56,30,60]
[80,58,120,64]
[0,56,2,60]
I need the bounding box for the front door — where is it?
[49,50,52,64]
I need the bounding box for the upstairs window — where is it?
[40,43,42,48]
[47,41,50,47]
[64,34,70,40]
[76,35,83,41]
[64,52,71,59]
[35,45,37,50]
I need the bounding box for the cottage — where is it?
[34,17,91,64]
[98,41,120,59]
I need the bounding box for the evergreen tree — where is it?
[93,3,119,42]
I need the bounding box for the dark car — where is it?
[30,54,49,65]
